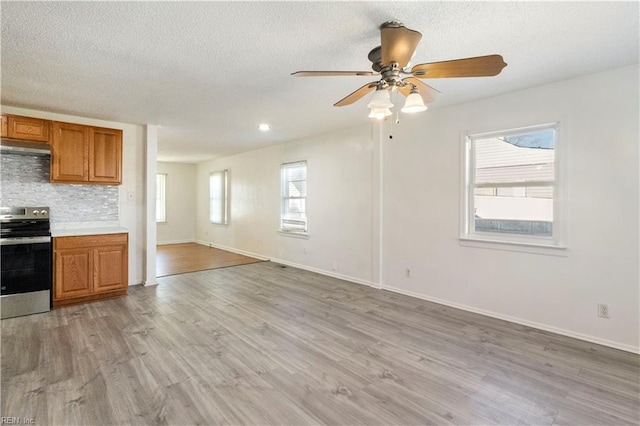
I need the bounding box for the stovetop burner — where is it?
[0,206,51,239]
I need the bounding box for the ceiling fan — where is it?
[291,21,507,118]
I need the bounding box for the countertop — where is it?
[51,226,128,238]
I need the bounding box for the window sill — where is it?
[459,237,568,257]
[278,230,310,239]
[210,222,229,227]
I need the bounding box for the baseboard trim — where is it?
[381,283,640,354]
[194,240,375,287]
[157,239,195,245]
[270,257,376,288]
[195,240,270,261]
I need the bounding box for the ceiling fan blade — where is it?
[291,71,376,77]
[411,54,507,78]
[381,25,422,68]
[399,77,441,104]
[334,82,379,107]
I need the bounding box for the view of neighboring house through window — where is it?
[210,170,228,224]
[463,123,561,245]
[156,173,166,223]
[280,161,308,234]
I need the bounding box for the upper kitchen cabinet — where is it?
[2,115,50,143]
[51,121,122,185]
[51,122,89,182]
[89,127,122,184]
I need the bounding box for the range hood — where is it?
[0,138,51,156]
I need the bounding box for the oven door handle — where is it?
[0,236,51,246]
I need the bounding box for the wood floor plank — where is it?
[1,261,638,425]
[156,243,263,277]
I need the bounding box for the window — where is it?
[280,161,308,234]
[209,170,228,225]
[156,173,166,223]
[462,123,564,247]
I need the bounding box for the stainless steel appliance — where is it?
[0,139,51,156]
[0,207,52,319]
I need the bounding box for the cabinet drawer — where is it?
[7,115,50,143]
[55,233,128,250]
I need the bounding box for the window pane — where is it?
[280,161,307,232]
[283,198,306,217]
[156,174,166,222]
[475,129,555,185]
[209,170,227,224]
[474,186,553,236]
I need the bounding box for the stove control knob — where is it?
[40,210,48,216]
[32,210,39,216]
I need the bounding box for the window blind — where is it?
[280,161,307,233]
[156,174,166,223]
[210,170,228,224]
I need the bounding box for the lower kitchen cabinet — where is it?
[54,233,128,307]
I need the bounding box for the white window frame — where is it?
[209,169,229,225]
[460,122,567,254]
[279,160,309,238]
[156,173,166,223]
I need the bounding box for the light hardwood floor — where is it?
[157,243,263,277]
[2,262,638,425]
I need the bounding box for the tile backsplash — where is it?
[0,153,119,223]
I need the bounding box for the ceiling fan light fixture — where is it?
[367,89,393,109]
[368,107,392,120]
[401,90,427,113]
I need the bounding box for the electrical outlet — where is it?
[332,262,338,271]
[405,268,412,278]
[303,247,307,254]
[598,303,609,319]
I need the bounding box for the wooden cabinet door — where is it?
[1,115,7,138]
[89,127,122,184]
[51,122,89,182]
[93,245,128,293]
[55,249,93,301]
[7,115,50,143]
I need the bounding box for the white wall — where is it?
[194,65,639,352]
[1,106,146,286]
[381,64,639,352]
[157,161,196,244]
[195,125,375,285]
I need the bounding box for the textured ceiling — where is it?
[2,1,638,163]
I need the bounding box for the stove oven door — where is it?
[0,236,52,319]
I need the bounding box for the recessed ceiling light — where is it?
[259,124,270,131]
